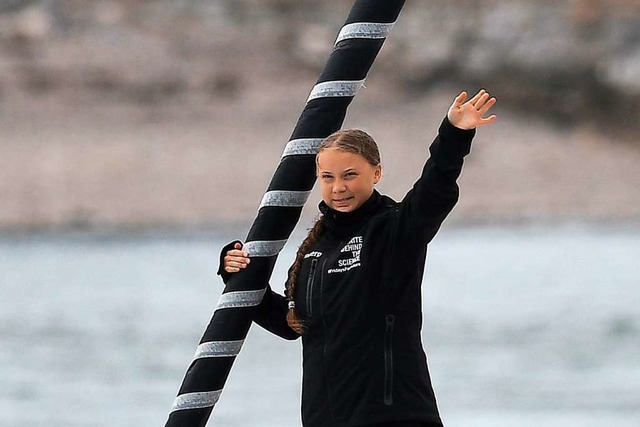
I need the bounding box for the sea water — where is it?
[1,224,639,427]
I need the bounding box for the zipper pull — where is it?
[385,314,395,329]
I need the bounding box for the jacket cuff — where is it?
[437,116,475,159]
[217,240,243,284]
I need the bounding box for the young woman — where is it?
[218,90,497,427]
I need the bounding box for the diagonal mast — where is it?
[164,1,406,425]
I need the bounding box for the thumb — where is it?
[233,242,243,250]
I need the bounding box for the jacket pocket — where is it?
[383,314,395,405]
[305,258,318,317]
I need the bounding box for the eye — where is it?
[344,171,358,179]
[321,174,333,181]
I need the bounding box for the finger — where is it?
[230,263,247,270]
[233,242,242,250]
[225,266,240,273]
[477,114,497,126]
[468,89,486,106]
[473,93,490,110]
[224,255,246,266]
[478,97,496,115]
[229,254,250,264]
[227,250,250,260]
[228,257,249,266]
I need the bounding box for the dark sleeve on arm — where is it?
[216,240,243,284]
[253,285,300,341]
[216,240,299,340]
[398,116,475,243]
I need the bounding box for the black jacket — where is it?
[219,117,475,427]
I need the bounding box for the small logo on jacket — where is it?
[304,251,322,259]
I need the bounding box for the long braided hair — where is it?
[285,129,381,334]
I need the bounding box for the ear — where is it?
[373,164,382,184]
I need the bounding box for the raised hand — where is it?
[223,242,250,273]
[447,89,497,130]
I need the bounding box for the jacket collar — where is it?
[318,190,385,234]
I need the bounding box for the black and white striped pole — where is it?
[165,1,405,425]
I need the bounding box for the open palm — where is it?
[447,89,497,130]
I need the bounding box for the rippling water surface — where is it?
[1,225,639,426]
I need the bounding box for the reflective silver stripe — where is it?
[281,138,323,157]
[243,239,287,257]
[170,390,222,412]
[216,288,267,310]
[307,80,365,101]
[194,340,244,359]
[260,190,311,209]
[335,22,395,43]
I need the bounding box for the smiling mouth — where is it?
[333,197,353,204]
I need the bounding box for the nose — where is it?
[332,178,347,193]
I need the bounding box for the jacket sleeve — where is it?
[217,240,299,340]
[253,284,301,341]
[397,116,475,243]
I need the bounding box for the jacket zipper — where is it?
[319,258,337,422]
[305,258,318,318]
[383,314,395,406]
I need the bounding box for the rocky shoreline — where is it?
[3,80,640,231]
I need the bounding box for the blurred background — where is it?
[1,1,639,426]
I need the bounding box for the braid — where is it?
[286,215,326,334]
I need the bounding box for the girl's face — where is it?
[316,148,382,213]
